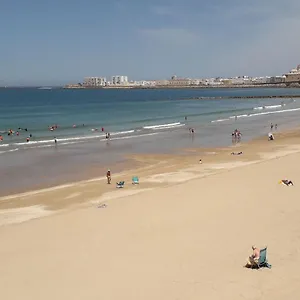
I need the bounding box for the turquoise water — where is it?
[1,87,300,195]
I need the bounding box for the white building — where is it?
[111,75,128,85]
[252,77,268,84]
[84,77,106,87]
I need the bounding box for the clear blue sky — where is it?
[1,0,300,86]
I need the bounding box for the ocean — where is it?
[1,87,300,195]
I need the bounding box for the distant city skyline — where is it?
[1,0,300,86]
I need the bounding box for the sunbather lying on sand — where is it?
[98,203,107,208]
[245,245,260,268]
[231,151,243,155]
[281,179,294,186]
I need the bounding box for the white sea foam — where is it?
[112,130,135,135]
[265,105,282,109]
[12,129,135,147]
[143,122,184,130]
[249,107,300,117]
[211,118,230,123]
[100,132,159,142]
[253,104,285,111]
[232,107,300,120]
[215,106,300,124]
[5,132,160,152]
[0,144,9,147]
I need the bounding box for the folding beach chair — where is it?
[116,181,125,188]
[132,176,139,185]
[253,247,272,269]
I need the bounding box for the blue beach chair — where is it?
[132,176,139,184]
[116,181,125,188]
[252,247,272,269]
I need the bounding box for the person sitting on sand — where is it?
[268,132,274,141]
[281,179,294,186]
[245,245,260,268]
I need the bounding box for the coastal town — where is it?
[64,64,300,89]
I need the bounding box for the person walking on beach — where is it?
[106,169,111,184]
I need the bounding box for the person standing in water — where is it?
[54,137,57,144]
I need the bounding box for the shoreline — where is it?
[182,94,300,100]
[62,84,295,89]
[1,126,300,226]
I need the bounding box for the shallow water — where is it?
[1,87,300,195]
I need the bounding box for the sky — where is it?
[1,0,300,86]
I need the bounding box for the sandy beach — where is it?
[1,129,300,299]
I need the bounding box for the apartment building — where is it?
[111,76,128,85]
[83,77,106,87]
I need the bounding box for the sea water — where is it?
[1,87,300,195]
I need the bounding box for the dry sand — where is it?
[1,130,300,299]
